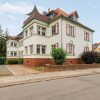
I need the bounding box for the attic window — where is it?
[49,13,56,19]
[72,15,78,22]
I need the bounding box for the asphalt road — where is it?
[0,74,100,100]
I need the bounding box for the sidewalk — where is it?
[0,68,100,88]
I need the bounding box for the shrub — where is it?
[0,57,5,65]
[17,58,23,64]
[95,57,100,63]
[95,53,100,63]
[8,59,18,64]
[51,48,67,65]
[80,51,98,64]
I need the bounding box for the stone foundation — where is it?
[23,58,82,67]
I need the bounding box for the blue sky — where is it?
[0,0,99,43]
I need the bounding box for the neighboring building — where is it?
[93,43,100,52]
[6,6,94,66]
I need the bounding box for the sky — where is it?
[0,0,99,43]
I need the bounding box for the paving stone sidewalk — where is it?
[0,68,100,88]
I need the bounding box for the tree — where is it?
[0,25,9,58]
[51,48,67,65]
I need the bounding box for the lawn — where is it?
[33,67,46,72]
[0,65,12,76]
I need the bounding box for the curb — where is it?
[0,71,100,88]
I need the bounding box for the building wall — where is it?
[62,19,93,59]
[7,18,93,66]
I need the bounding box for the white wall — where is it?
[7,18,93,59]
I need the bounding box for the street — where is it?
[0,74,100,100]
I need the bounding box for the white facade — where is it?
[6,7,94,62]
[7,18,93,59]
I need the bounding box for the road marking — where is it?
[6,65,17,75]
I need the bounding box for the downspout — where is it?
[61,17,63,48]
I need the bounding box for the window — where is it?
[42,45,46,54]
[14,43,17,47]
[42,27,46,36]
[37,25,46,36]
[10,51,17,56]
[36,44,46,54]
[51,43,59,49]
[84,46,89,52]
[11,51,13,56]
[11,42,13,47]
[25,46,28,54]
[29,26,33,36]
[66,43,75,55]
[14,52,17,56]
[52,22,59,35]
[25,30,28,37]
[37,44,41,54]
[37,26,41,35]
[29,45,33,54]
[19,41,23,47]
[84,32,90,41]
[66,24,75,37]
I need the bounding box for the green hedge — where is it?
[18,58,23,64]
[8,58,23,65]
[0,57,5,65]
[8,59,18,64]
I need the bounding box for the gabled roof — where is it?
[68,11,79,18]
[9,32,23,40]
[47,8,79,19]
[24,6,50,27]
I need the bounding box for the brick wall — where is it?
[23,58,82,67]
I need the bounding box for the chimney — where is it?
[48,8,50,13]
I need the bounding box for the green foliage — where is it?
[0,25,9,58]
[95,53,100,63]
[80,51,98,64]
[0,57,5,65]
[95,57,100,63]
[8,58,23,64]
[51,48,67,65]
[8,59,18,64]
[33,67,45,71]
[17,58,23,64]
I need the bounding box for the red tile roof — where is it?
[23,6,79,27]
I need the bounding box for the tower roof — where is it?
[24,5,50,26]
[27,5,39,16]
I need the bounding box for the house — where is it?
[93,43,100,52]
[6,6,94,66]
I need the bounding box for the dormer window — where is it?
[48,12,56,19]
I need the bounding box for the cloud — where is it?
[0,2,47,14]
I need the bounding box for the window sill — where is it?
[66,35,75,38]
